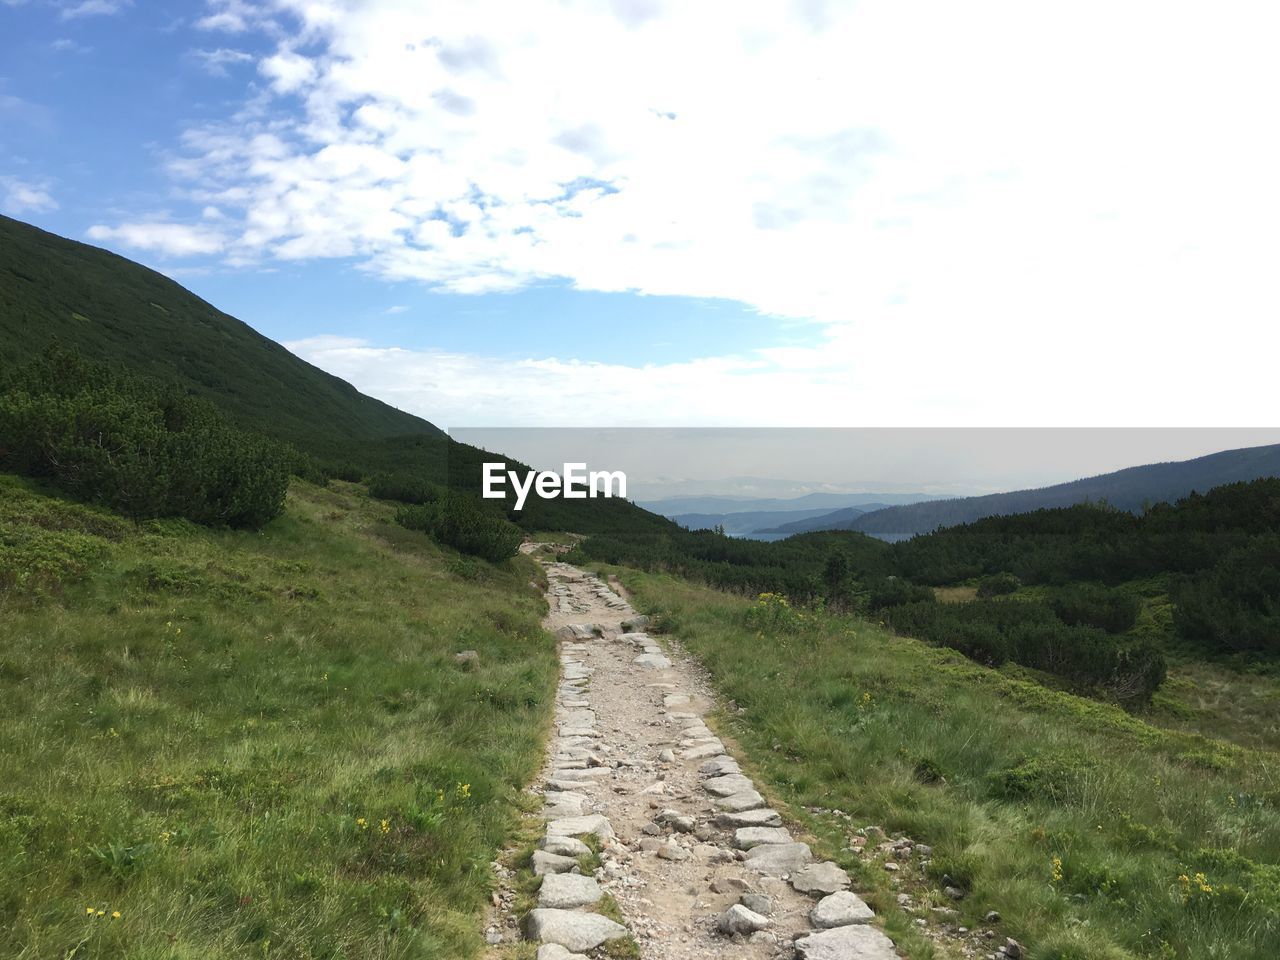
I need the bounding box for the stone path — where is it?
[485,556,902,959]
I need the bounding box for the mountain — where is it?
[1,214,440,468]
[840,444,1280,536]
[671,506,862,535]
[757,505,886,535]
[0,216,679,537]
[640,491,941,516]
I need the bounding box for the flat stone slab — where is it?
[811,890,875,928]
[716,807,781,828]
[546,814,615,841]
[538,835,591,857]
[539,872,603,909]
[791,861,852,895]
[794,924,898,960]
[548,778,597,792]
[734,826,794,849]
[682,742,726,760]
[525,909,627,952]
[744,841,813,876]
[542,802,585,819]
[699,757,741,776]
[714,790,766,812]
[663,694,691,707]
[703,774,756,797]
[551,767,611,781]
[537,945,588,960]
[560,710,596,727]
[531,850,579,875]
[634,654,672,669]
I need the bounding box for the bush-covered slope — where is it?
[0,215,440,464]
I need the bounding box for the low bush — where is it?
[395,495,522,563]
[1174,537,1280,655]
[866,576,936,610]
[0,347,288,528]
[976,572,1021,597]
[1050,583,1141,634]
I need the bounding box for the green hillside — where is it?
[0,215,440,465]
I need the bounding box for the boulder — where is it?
[717,903,771,935]
[794,924,898,960]
[810,890,875,928]
[525,909,627,952]
[538,873,603,909]
[743,841,813,876]
[791,861,852,895]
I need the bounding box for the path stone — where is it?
[717,807,782,827]
[718,903,772,935]
[525,909,627,952]
[532,850,580,875]
[810,890,875,928]
[538,872,603,909]
[537,945,588,960]
[733,826,794,849]
[791,861,852,895]
[744,841,814,876]
[699,756,741,775]
[794,924,899,960]
[546,814,615,841]
[682,742,726,760]
[538,835,591,857]
[635,653,673,669]
[703,774,756,797]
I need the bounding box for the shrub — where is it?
[977,572,1021,598]
[0,347,288,528]
[866,576,936,611]
[1174,537,1280,655]
[1050,584,1141,634]
[369,472,443,505]
[395,495,522,563]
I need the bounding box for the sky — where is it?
[4,0,1280,433]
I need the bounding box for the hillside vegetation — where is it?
[0,474,557,959]
[613,569,1280,960]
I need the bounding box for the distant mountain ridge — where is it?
[641,491,943,516]
[777,444,1280,537]
[672,506,868,536]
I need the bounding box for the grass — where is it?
[0,474,558,959]
[611,567,1280,960]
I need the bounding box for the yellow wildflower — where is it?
[380,819,390,835]
[111,911,121,920]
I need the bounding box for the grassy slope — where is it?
[613,568,1280,960]
[0,215,439,461]
[0,475,557,960]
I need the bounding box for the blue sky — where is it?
[3,0,1279,431]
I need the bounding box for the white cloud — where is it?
[60,0,125,20]
[195,0,270,33]
[190,47,254,76]
[88,0,1280,423]
[1,176,57,215]
[86,221,227,256]
[284,330,1280,430]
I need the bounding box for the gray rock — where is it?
[634,653,672,669]
[559,709,596,727]
[699,757,742,776]
[682,742,726,760]
[538,873,603,909]
[657,841,690,861]
[718,903,771,935]
[716,807,781,828]
[703,774,756,797]
[537,945,588,960]
[810,890,875,928]
[794,924,898,960]
[740,893,773,915]
[531,850,579,875]
[525,909,627,952]
[538,835,591,858]
[547,814,615,840]
[710,877,753,895]
[791,861,852,895]
[658,748,676,762]
[733,826,794,849]
[743,841,813,876]
[621,615,650,632]
[715,790,766,813]
[663,694,690,707]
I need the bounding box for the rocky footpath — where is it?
[484,559,903,959]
